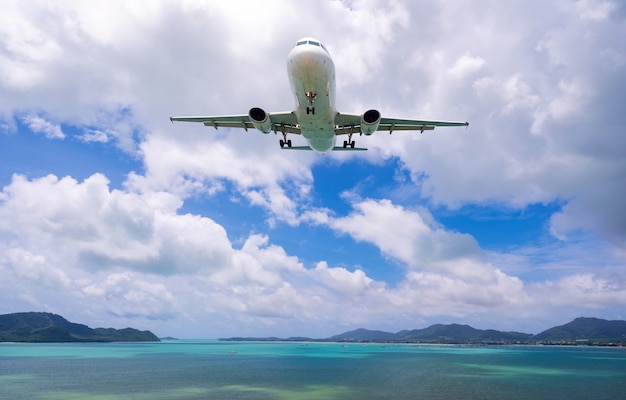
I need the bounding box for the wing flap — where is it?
[379,117,469,127]
[203,121,254,130]
[334,113,362,127]
[170,112,301,134]
[334,124,437,135]
[170,115,249,123]
[377,124,436,133]
[334,112,468,135]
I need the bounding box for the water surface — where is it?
[1,341,625,399]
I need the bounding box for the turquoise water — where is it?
[1,341,625,399]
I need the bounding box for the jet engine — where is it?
[248,107,272,133]
[360,109,381,135]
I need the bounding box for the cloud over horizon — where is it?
[1,0,624,338]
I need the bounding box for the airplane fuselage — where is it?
[170,37,468,153]
[287,38,337,153]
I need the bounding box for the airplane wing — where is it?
[170,112,301,134]
[334,113,468,135]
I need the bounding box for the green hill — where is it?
[328,328,397,342]
[534,317,626,343]
[329,324,531,343]
[0,312,159,342]
[221,317,626,345]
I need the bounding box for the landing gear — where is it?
[305,92,316,115]
[342,132,356,148]
[279,126,292,148]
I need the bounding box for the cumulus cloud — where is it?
[319,198,530,304]
[0,0,625,336]
[359,1,626,251]
[0,173,385,335]
[1,171,624,336]
[22,115,65,139]
[326,199,481,269]
[0,173,234,275]
[575,0,617,21]
[78,129,109,143]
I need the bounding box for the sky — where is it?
[0,0,625,339]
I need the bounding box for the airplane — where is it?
[170,37,468,154]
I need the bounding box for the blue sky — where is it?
[1,0,625,338]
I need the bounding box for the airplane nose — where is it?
[296,53,316,68]
[290,48,329,72]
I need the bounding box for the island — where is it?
[221,317,626,346]
[0,312,160,342]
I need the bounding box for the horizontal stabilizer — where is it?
[281,146,314,150]
[332,146,367,151]
[280,146,368,151]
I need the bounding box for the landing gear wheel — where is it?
[344,132,356,149]
[287,139,292,147]
[280,139,285,148]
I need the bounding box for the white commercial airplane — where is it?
[170,37,468,154]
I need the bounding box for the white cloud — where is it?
[0,171,624,336]
[0,173,235,275]
[80,271,179,321]
[23,115,65,139]
[575,0,617,21]
[2,0,621,245]
[324,199,522,287]
[130,133,314,225]
[532,271,626,309]
[449,55,486,79]
[310,261,380,296]
[79,129,109,143]
[2,247,71,289]
[327,199,481,270]
[0,0,625,337]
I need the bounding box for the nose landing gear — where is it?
[305,92,316,115]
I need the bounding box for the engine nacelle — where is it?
[248,107,272,133]
[361,109,381,135]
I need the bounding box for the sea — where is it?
[1,340,625,399]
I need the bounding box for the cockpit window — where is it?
[295,40,330,54]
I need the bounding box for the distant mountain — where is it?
[330,324,531,344]
[534,317,626,343]
[396,324,531,343]
[329,328,397,342]
[0,312,159,343]
[221,317,626,345]
[220,336,315,342]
